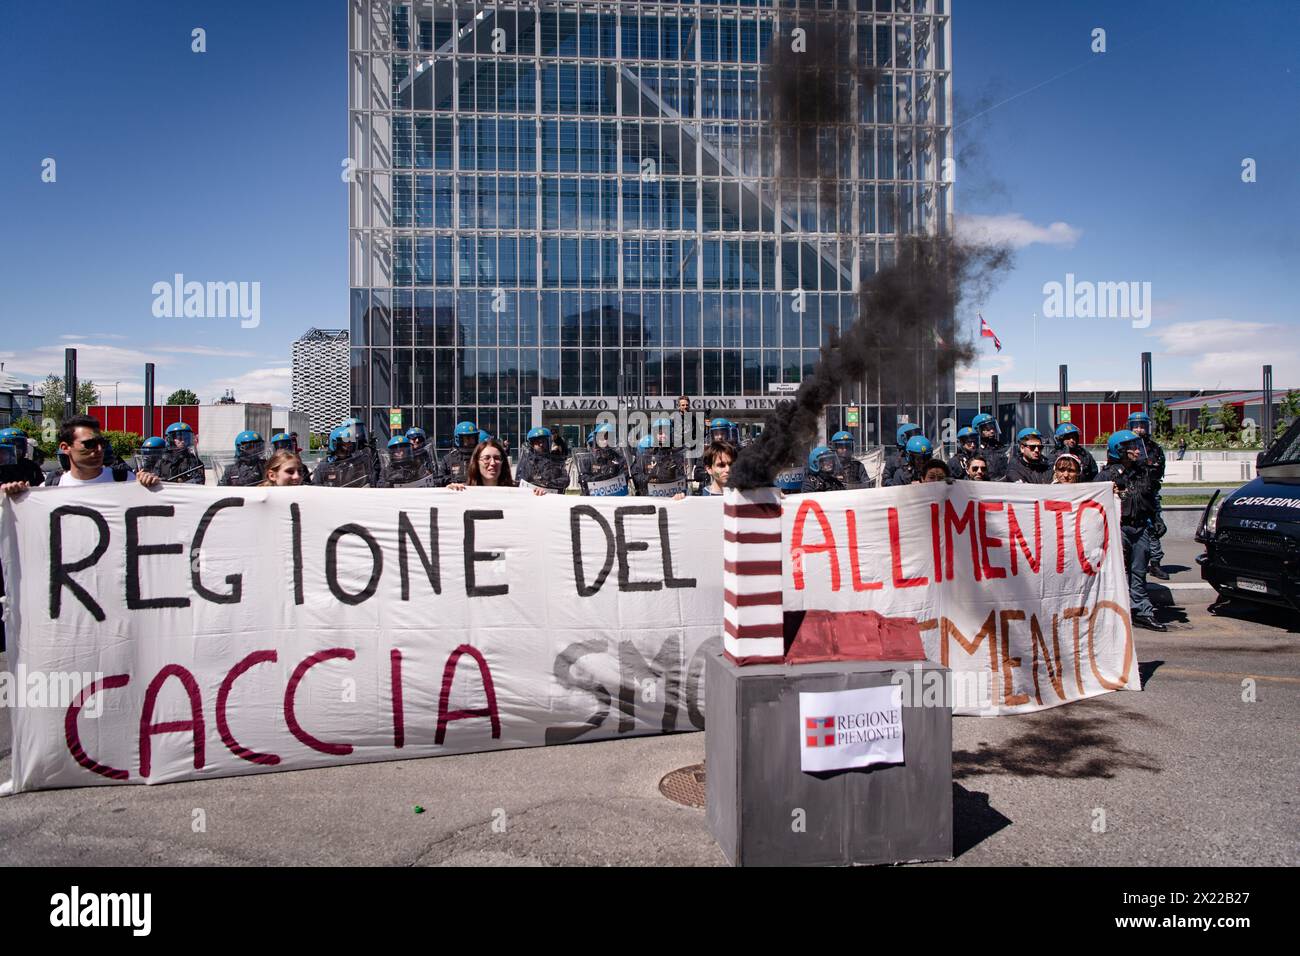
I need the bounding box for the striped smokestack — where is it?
[722,487,785,664]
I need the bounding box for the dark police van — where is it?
[1196,417,1300,613]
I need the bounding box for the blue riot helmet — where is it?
[592,422,616,448]
[1015,427,1042,446]
[807,445,838,473]
[328,423,356,458]
[139,436,166,460]
[526,426,552,451]
[234,430,264,460]
[386,434,412,462]
[1126,411,1152,437]
[651,417,673,447]
[0,426,28,458]
[165,421,195,450]
[710,417,738,444]
[454,420,479,450]
[479,430,491,444]
[405,427,427,452]
[637,434,653,450]
[1054,423,1081,447]
[340,416,368,447]
[0,442,15,468]
[896,422,922,448]
[831,430,855,460]
[1107,429,1148,463]
[971,412,1001,446]
[905,434,934,467]
[270,432,295,453]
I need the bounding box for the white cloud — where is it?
[955,213,1082,249]
[1147,320,1300,387]
[956,352,1016,391]
[200,366,293,407]
[1148,319,1273,356]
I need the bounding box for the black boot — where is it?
[1148,562,1170,580]
[1133,614,1167,632]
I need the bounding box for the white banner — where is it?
[1,486,718,791]
[781,481,1139,714]
[1,481,1137,792]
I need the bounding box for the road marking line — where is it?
[1159,667,1300,685]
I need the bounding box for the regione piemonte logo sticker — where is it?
[798,685,905,773]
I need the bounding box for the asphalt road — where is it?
[1,539,1294,867]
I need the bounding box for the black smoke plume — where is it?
[730,238,1012,490]
[763,21,877,215]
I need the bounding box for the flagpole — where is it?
[976,313,983,416]
[1032,312,1039,431]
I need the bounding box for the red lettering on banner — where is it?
[436,644,502,745]
[888,508,928,588]
[216,651,281,766]
[790,499,840,592]
[284,649,356,756]
[1087,601,1135,690]
[1029,613,1067,705]
[1006,502,1041,576]
[944,500,981,582]
[845,510,882,591]
[139,664,205,778]
[930,503,943,583]
[978,502,1007,580]
[65,674,131,781]
[1044,500,1074,574]
[391,649,405,748]
[1075,500,1109,575]
[940,610,998,675]
[1063,606,1088,695]
[998,610,1030,707]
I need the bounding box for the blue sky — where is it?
[1,0,1297,407]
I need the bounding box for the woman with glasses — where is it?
[1004,427,1052,484]
[446,438,548,495]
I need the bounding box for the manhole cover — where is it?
[659,763,706,809]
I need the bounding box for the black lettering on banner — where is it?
[618,634,683,734]
[545,638,611,744]
[49,506,110,621]
[684,643,708,730]
[463,510,508,598]
[290,502,304,605]
[126,506,189,610]
[192,498,245,605]
[325,523,383,605]
[570,505,615,597]
[657,507,697,590]
[615,505,662,592]
[398,509,440,599]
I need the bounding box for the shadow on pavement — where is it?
[952,707,1161,780]
[952,783,1011,858]
[1138,659,1164,688]
[1208,600,1300,634]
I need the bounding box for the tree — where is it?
[38,375,101,422]
[1151,400,1172,439]
[166,389,200,405]
[1215,402,1240,441]
[1278,389,1300,435]
[1197,402,1211,435]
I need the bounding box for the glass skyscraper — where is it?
[348,0,953,452]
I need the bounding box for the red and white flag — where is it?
[979,313,1002,352]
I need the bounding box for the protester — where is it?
[1004,427,1052,484]
[1051,423,1099,481]
[1051,453,1082,484]
[922,460,951,483]
[971,413,1008,479]
[1098,429,1166,632]
[271,432,311,483]
[963,454,990,481]
[260,451,305,486]
[447,438,546,495]
[219,430,267,487]
[159,421,205,484]
[888,435,933,486]
[1,416,158,492]
[697,441,735,495]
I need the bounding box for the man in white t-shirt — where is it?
[1,415,160,495]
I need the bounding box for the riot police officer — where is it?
[971,413,1007,480]
[339,416,381,485]
[435,420,480,486]
[1097,430,1165,632]
[950,426,979,480]
[270,432,311,483]
[404,427,439,482]
[0,427,45,488]
[830,431,870,488]
[888,435,934,486]
[802,445,846,493]
[136,436,168,476]
[1126,411,1169,579]
[219,430,267,486]
[1051,423,1099,482]
[159,421,205,484]
[576,422,631,496]
[517,426,570,493]
[1004,427,1052,484]
[378,434,426,487]
[311,422,374,487]
[883,422,923,485]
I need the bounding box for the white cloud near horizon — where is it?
[954,213,1082,249]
